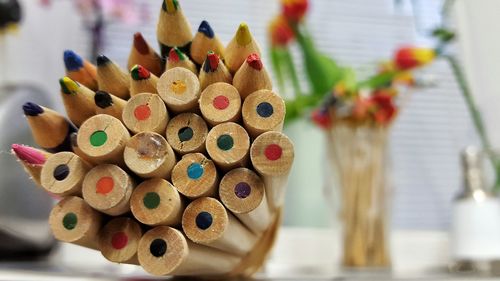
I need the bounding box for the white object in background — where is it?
[452,198,500,259]
[451,147,500,260]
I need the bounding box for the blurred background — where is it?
[1,0,500,279]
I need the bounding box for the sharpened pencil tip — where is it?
[22,102,44,116]
[11,144,47,165]
[133,32,150,55]
[235,22,252,46]
[63,50,84,71]
[59,77,79,95]
[162,0,179,13]
[130,65,151,81]
[246,53,263,70]
[198,20,215,38]
[203,51,220,73]
[168,47,185,62]
[94,91,113,109]
[96,55,110,66]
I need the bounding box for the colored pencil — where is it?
[48,196,103,250]
[165,113,208,155]
[40,151,92,196]
[199,82,241,126]
[166,46,198,75]
[182,197,258,256]
[96,55,130,100]
[99,217,143,264]
[11,144,52,186]
[250,131,294,210]
[128,32,164,77]
[22,102,77,152]
[130,178,184,226]
[242,89,286,138]
[199,51,232,91]
[122,93,169,134]
[123,131,176,179]
[76,114,130,165]
[158,67,201,113]
[219,168,271,234]
[171,153,218,199]
[94,90,127,122]
[63,50,98,91]
[205,122,250,171]
[225,23,261,73]
[130,64,159,96]
[137,226,240,276]
[156,0,193,58]
[70,132,96,165]
[82,163,135,216]
[190,20,225,66]
[59,77,97,127]
[233,53,272,100]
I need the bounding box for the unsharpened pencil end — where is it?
[235,22,252,46]
[22,102,44,116]
[203,51,220,73]
[246,53,263,71]
[130,64,151,81]
[168,47,185,63]
[59,77,79,95]
[96,55,111,66]
[94,91,113,109]
[198,20,214,38]
[63,50,84,71]
[133,32,149,55]
[162,0,179,13]
[11,144,47,165]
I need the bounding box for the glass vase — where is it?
[325,121,391,268]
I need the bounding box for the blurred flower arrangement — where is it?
[268,0,436,267]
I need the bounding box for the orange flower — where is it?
[394,46,435,70]
[269,15,295,46]
[281,0,309,22]
[353,97,375,120]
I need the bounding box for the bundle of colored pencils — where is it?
[11,0,294,277]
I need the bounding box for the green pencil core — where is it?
[90,131,107,147]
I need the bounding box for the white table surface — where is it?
[0,228,493,280]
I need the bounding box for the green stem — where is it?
[444,55,500,189]
[282,49,303,97]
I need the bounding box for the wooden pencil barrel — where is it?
[219,168,271,234]
[233,53,272,100]
[98,217,143,264]
[40,152,92,196]
[48,196,102,250]
[122,93,169,134]
[205,122,250,171]
[124,132,176,179]
[242,89,285,138]
[166,47,198,75]
[157,67,201,113]
[182,197,258,256]
[130,178,184,226]
[82,164,135,216]
[171,153,218,199]
[137,226,240,276]
[199,82,241,126]
[94,90,127,122]
[250,131,294,210]
[77,114,130,166]
[129,66,159,96]
[96,55,130,100]
[165,113,208,155]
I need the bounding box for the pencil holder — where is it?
[13,0,295,277]
[325,121,391,268]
